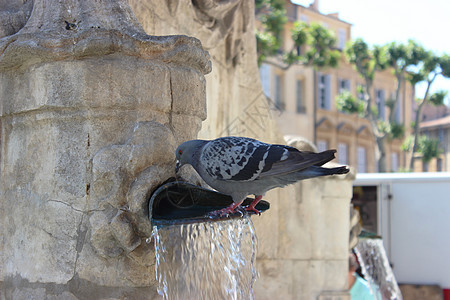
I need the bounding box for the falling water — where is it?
[355,238,403,300]
[151,215,258,300]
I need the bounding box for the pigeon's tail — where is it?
[318,165,350,176]
[274,165,349,185]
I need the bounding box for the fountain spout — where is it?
[148,179,270,226]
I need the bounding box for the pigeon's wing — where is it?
[200,137,337,182]
[200,137,271,181]
[257,148,337,178]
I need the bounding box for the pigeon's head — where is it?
[175,139,206,173]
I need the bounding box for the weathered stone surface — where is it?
[399,284,443,300]
[129,0,277,141]
[256,259,349,300]
[0,0,32,38]
[251,189,280,259]
[293,260,348,299]
[0,0,211,297]
[1,274,161,299]
[171,67,207,119]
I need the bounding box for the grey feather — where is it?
[175,136,349,204]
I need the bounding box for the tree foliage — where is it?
[255,0,340,68]
[402,135,442,163]
[336,91,364,115]
[345,38,387,82]
[255,0,287,65]
[428,90,447,106]
[386,40,427,73]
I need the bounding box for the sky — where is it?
[293,0,450,105]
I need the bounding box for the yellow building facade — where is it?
[259,0,413,173]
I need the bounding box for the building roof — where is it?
[420,115,450,130]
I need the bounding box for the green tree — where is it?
[344,38,393,172]
[255,0,287,65]
[385,40,427,123]
[402,135,442,166]
[336,91,364,115]
[407,53,450,170]
[255,0,340,69]
[342,39,429,172]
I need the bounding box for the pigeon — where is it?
[175,136,349,216]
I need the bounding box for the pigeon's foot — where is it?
[207,201,244,218]
[244,206,260,215]
[243,195,262,216]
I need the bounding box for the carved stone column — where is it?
[0,0,210,298]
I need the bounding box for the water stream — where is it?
[151,215,258,300]
[355,238,403,300]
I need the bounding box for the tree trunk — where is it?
[389,72,403,124]
[376,135,387,172]
[409,99,426,170]
[408,78,435,170]
[362,79,388,172]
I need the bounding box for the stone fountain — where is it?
[1,1,355,299]
[0,0,210,298]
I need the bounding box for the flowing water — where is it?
[355,238,403,300]
[151,215,258,300]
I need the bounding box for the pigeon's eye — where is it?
[178,150,183,155]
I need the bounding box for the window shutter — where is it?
[338,143,348,165]
[357,147,366,173]
[259,64,271,97]
[259,64,270,97]
[325,75,331,110]
[317,140,328,152]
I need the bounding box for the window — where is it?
[291,6,298,20]
[391,152,399,172]
[296,79,305,113]
[376,89,385,120]
[338,143,348,165]
[317,140,328,152]
[300,15,309,23]
[338,28,346,50]
[438,128,444,146]
[338,78,350,94]
[357,146,367,173]
[318,73,330,110]
[274,74,284,110]
[437,158,443,172]
[259,64,271,97]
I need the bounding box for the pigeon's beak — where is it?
[175,160,181,173]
